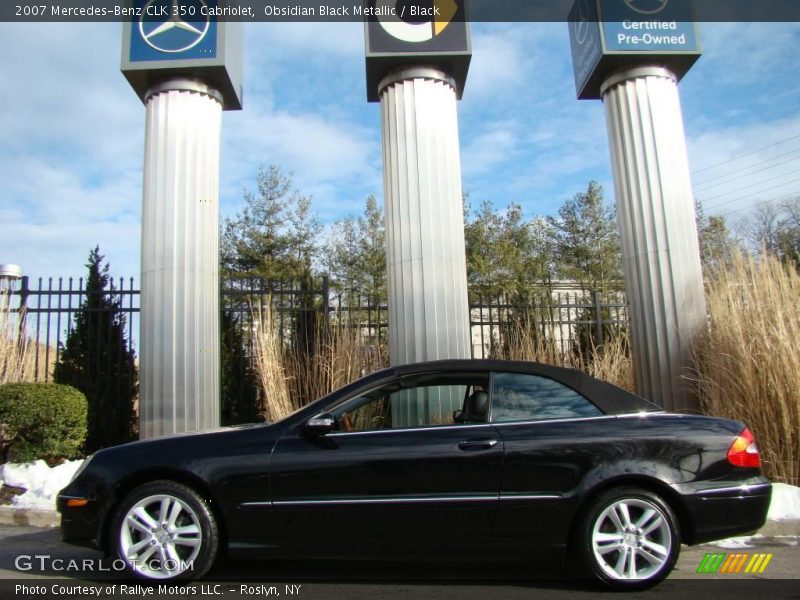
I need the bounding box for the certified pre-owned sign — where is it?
[568,0,700,99]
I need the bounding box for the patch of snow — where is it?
[767,483,800,521]
[710,536,755,549]
[0,460,83,509]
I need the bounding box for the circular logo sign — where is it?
[377,0,458,43]
[140,0,211,54]
[623,0,669,15]
[573,0,591,45]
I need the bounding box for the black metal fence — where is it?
[2,276,628,383]
[469,288,628,359]
[1,276,138,384]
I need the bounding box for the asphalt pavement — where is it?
[0,525,797,600]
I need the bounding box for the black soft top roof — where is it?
[392,359,661,416]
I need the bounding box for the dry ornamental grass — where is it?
[250,303,296,423]
[0,291,32,385]
[251,304,389,423]
[498,318,636,394]
[692,251,800,486]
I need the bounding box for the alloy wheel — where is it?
[590,497,673,580]
[119,493,203,579]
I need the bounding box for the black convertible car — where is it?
[58,359,771,589]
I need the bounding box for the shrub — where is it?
[0,383,87,464]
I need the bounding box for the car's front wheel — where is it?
[574,486,680,590]
[111,480,218,581]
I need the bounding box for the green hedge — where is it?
[0,383,87,463]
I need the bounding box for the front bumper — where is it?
[676,479,772,544]
[57,491,107,551]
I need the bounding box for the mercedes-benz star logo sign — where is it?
[140,0,210,54]
[623,0,669,15]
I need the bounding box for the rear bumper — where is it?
[676,480,771,545]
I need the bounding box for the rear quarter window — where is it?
[491,372,604,423]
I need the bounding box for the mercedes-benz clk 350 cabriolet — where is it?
[58,359,771,590]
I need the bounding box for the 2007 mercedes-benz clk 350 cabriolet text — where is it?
[58,359,771,590]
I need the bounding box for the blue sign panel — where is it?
[568,0,603,99]
[129,0,218,63]
[601,0,698,52]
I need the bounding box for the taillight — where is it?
[727,427,761,468]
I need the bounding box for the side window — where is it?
[331,373,490,432]
[491,372,603,423]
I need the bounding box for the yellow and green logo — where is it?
[696,552,773,574]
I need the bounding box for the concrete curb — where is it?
[0,504,798,537]
[0,505,59,528]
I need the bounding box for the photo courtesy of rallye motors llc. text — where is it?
[13,583,303,597]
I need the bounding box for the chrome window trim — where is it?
[492,414,619,427]
[325,422,494,437]
[322,411,660,437]
[492,412,660,427]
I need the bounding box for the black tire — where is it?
[111,480,218,581]
[573,486,681,591]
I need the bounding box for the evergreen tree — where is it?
[548,181,622,293]
[464,200,555,300]
[325,195,386,305]
[289,193,322,274]
[54,247,137,452]
[464,199,505,298]
[325,214,361,294]
[221,165,319,281]
[528,216,558,291]
[359,195,387,306]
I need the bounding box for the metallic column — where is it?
[379,67,471,367]
[601,66,706,412]
[139,78,222,438]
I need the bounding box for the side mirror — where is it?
[303,413,336,436]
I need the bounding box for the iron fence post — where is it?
[321,275,330,327]
[594,290,605,350]
[17,276,29,348]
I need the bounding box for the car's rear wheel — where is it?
[111,480,218,581]
[575,486,680,590]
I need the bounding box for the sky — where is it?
[0,19,799,284]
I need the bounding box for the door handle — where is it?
[458,439,499,451]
